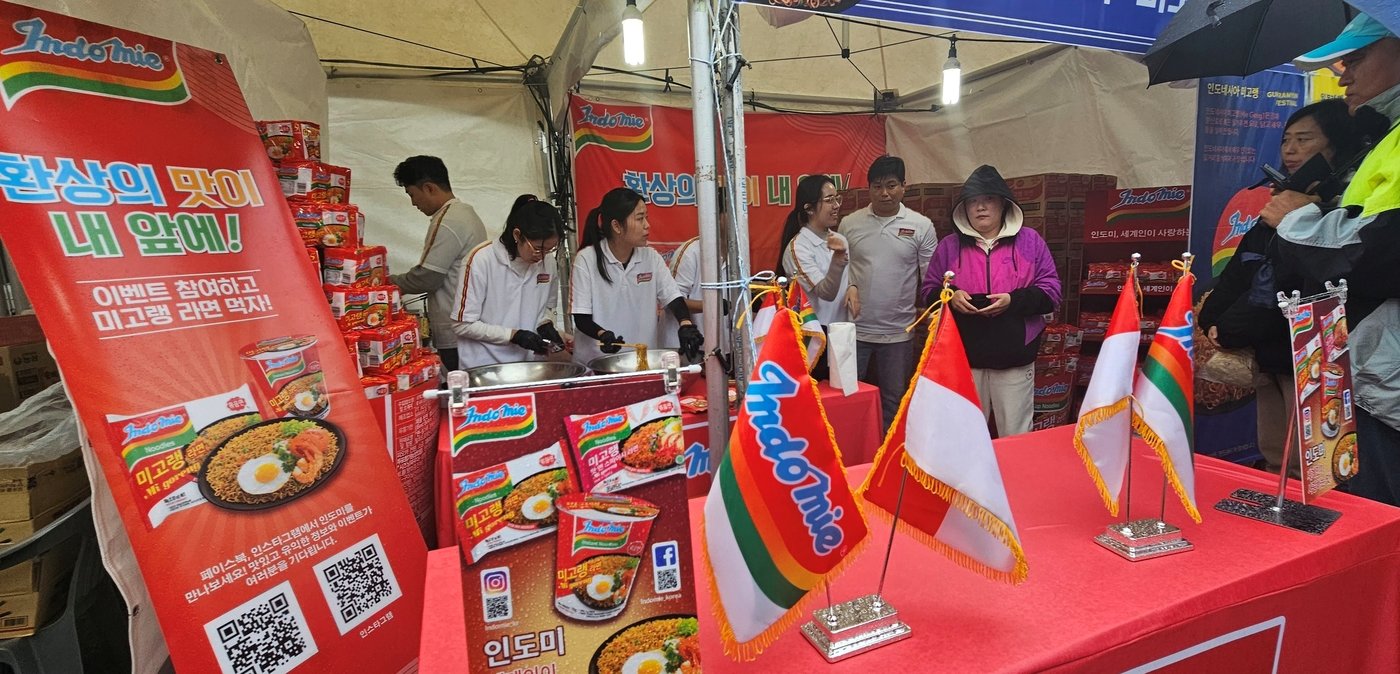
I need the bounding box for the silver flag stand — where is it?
[1214,282,1346,535]
[1093,253,1194,561]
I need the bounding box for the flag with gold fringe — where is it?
[788,282,827,368]
[701,303,869,660]
[747,285,779,346]
[1072,277,1140,516]
[858,292,1028,584]
[1132,267,1201,522]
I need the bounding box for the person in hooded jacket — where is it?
[924,165,1061,437]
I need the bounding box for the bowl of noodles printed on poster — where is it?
[589,614,701,674]
[196,417,347,510]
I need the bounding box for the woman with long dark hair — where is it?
[449,194,567,369]
[777,174,849,325]
[571,187,704,366]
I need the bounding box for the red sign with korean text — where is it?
[570,94,887,268]
[1084,186,1193,243]
[0,6,426,673]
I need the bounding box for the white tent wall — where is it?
[889,47,1196,188]
[325,79,550,276]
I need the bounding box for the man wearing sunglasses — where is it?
[841,155,939,431]
[1263,14,1400,506]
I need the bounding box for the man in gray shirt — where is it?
[388,156,487,372]
[842,155,938,431]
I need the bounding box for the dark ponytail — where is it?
[775,174,836,278]
[500,194,564,260]
[582,187,644,284]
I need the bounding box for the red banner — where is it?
[0,6,425,673]
[1084,186,1192,243]
[570,94,887,270]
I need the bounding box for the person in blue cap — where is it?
[1260,13,1400,505]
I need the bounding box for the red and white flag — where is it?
[859,308,1027,583]
[1072,278,1139,516]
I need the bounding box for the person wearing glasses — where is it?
[777,174,850,380]
[841,156,938,431]
[448,194,569,369]
[572,187,704,367]
[389,156,488,371]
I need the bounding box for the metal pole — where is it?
[1275,406,1296,511]
[718,1,754,392]
[689,0,729,463]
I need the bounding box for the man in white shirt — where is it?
[842,156,938,430]
[388,156,487,371]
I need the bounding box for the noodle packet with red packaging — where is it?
[290,203,324,245]
[318,203,361,248]
[256,120,321,163]
[322,245,387,287]
[360,319,418,373]
[279,161,351,203]
[390,354,440,391]
[564,394,684,494]
[454,441,578,564]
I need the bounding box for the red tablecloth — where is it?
[421,424,1400,673]
[433,380,883,544]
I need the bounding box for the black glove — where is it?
[597,330,624,354]
[510,329,549,354]
[677,324,703,360]
[537,322,564,348]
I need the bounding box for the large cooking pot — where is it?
[465,361,587,388]
[587,350,701,388]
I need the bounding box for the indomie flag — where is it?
[859,303,1028,584]
[1072,276,1140,516]
[1133,269,1201,522]
[788,282,827,368]
[701,305,868,660]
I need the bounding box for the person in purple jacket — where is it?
[924,165,1061,436]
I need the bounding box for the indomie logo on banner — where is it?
[112,408,195,469]
[0,17,189,109]
[453,393,537,455]
[572,103,653,153]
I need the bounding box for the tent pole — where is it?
[689,0,729,462]
[718,0,754,394]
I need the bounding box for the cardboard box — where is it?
[0,316,60,414]
[0,449,89,526]
[0,532,79,596]
[0,581,68,638]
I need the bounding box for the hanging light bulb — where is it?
[622,0,645,67]
[941,37,961,106]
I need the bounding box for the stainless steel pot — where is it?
[465,361,588,387]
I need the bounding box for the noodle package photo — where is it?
[565,394,685,494]
[454,441,579,564]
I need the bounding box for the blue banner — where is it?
[740,0,1182,53]
[1187,70,1305,288]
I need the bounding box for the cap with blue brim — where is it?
[1295,13,1395,71]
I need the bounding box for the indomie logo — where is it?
[0,17,189,109]
[1220,210,1256,246]
[121,413,187,445]
[1112,187,1188,209]
[1034,382,1071,397]
[574,519,630,552]
[573,103,653,153]
[458,469,507,495]
[452,393,537,455]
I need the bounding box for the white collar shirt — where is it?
[571,242,683,366]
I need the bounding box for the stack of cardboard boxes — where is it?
[0,448,90,638]
[0,316,60,415]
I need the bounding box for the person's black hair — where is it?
[867,155,905,184]
[500,194,565,260]
[582,187,645,284]
[775,174,836,278]
[1285,99,1366,168]
[393,155,452,192]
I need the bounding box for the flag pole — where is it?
[1123,253,1141,524]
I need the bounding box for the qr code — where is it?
[655,568,681,593]
[480,567,513,623]
[204,581,318,674]
[651,541,681,594]
[485,596,511,621]
[313,534,403,635]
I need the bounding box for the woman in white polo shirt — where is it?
[572,187,704,367]
[449,195,568,369]
[777,174,850,323]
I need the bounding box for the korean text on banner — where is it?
[0,6,426,673]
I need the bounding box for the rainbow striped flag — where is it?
[1132,271,1201,523]
[701,305,868,660]
[788,283,826,368]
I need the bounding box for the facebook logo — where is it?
[651,541,681,594]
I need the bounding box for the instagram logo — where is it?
[481,568,509,595]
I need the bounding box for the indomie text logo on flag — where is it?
[0,16,189,109]
[453,393,537,455]
[572,102,653,153]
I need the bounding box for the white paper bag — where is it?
[827,321,858,396]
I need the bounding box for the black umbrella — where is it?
[1144,0,1353,85]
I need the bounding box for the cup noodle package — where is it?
[256,120,321,163]
[322,246,387,287]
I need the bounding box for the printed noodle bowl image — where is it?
[183,413,261,469]
[270,372,329,417]
[200,419,344,508]
[501,469,574,528]
[592,615,701,674]
[620,417,684,473]
[570,554,641,610]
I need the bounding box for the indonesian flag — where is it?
[701,306,869,659]
[748,288,779,345]
[788,283,827,368]
[1072,280,1139,516]
[1133,272,1201,522]
[858,308,1027,584]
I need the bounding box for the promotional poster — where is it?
[0,6,426,672]
[1288,295,1358,501]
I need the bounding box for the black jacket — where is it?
[1198,224,1291,374]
